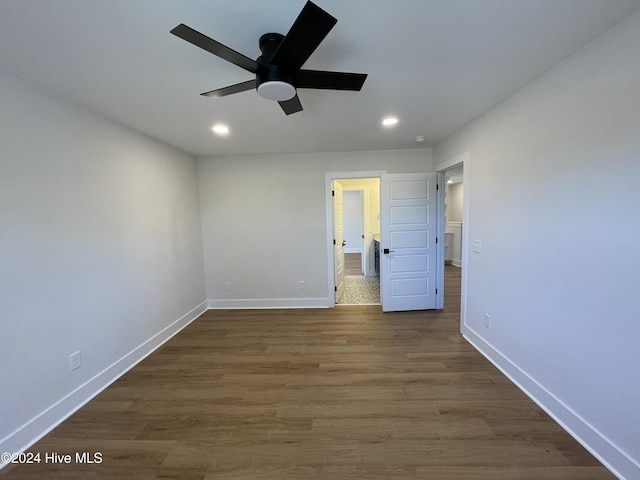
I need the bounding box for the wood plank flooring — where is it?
[2,266,615,479]
[344,253,362,275]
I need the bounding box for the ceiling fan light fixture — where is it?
[257,81,297,101]
[171,1,367,115]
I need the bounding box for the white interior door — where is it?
[343,190,364,255]
[333,181,345,303]
[380,173,438,312]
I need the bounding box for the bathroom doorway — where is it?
[326,174,381,306]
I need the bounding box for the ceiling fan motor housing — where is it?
[170,1,367,114]
[256,33,296,101]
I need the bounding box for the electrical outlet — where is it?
[484,313,491,329]
[69,351,82,371]
[473,239,481,253]
[224,282,231,292]
[298,281,305,290]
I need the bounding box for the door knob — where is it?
[383,248,394,254]
[342,240,347,246]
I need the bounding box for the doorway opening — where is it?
[327,171,441,311]
[437,151,470,330]
[325,172,383,307]
[443,165,464,268]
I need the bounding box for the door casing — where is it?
[325,170,444,310]
[332,180,345,303]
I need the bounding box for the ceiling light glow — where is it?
[212,124,230,135]
[382,117,398,126]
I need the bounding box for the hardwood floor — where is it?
[344,252,362,275]
[2,266,615,479]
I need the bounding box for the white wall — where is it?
[434,12,640,479]
[0,71,206,458]
[198,149,431,308]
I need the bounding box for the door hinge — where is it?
[436,183,439,190]
[335,286,337,292]
[436,237,438,244]
[333,239,336,245]
[332,190,335,196]
[436,288,438,294]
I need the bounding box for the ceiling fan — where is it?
[170,1,368,115]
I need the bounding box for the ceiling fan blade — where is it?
[279,95,303,115]
[170,24,259,74]
[201,79,256,98]
[296,70,367,91]
[270,1,337,71]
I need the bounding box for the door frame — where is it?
[325,171,386,307]
[436,151,471,329]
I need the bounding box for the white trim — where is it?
[462,325,638,480]
[436,151,469,172]
[435,171,445,309]
[460,154,470,331]
[0,301,207,469]
[324,171,386,308]
[207,298,329,309]
[436,151,470,329]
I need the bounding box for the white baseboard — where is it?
[0,301,207,469]
[207,297,330,309]
[461,324,639,480]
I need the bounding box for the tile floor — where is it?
[337,275,380,305]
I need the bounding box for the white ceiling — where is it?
[1,0,639,157]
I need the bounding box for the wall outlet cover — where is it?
[69,351,82,371]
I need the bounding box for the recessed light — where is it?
[414,136,425,143]
[211,124,230,135]
[382,116,398,127]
